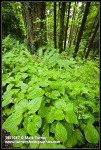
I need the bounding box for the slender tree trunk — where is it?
[83,11,99,55]
[94,47,99,57]
[68,2,77,48]
[73,26,78,45]
[57,2,61,45]
[39,2,47,46]
[64,2,71,50]
[85,20,99,59]
[73,2,91,58]
[54,2,57,49]
[73,2,84,46]
[58,2,66,53]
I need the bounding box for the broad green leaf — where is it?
[39,142,65,149]
[20,66,29,72]
[27,115,42,135]
[88,101,97,113]
[6,83,14,91]
[13,128,27,147]
[7,77,15,83]
[58,86,65,95]
[17,92,25,101]
[45,90,60,99]
[2,107,14,116]
[38,107,50,118]
[65,131,78,148]
[82,113,92,119]
[83,113,95,124]
[39,80,51,87]
[42,126,49,137]
[45,107,55,123]
[55,122,67,143]
[27,88,45,99]
[23,116,31,131]
[22,73,29,79]
[50,121,57,133]
[32,114,42,128]
[65,110,78,124]
[80,123,86,132]
[14,74,22,81]
[20,83,28,92]
[2,91,13,107]
[71,87,81,95]
[28,97,42,114]
[84,123,99,144]
[2,111,22,134]
[53,109,64,120]
[39,143,53,148]
[64,102,73,112]
[39,136,56,148]
[13,66,21,72]
[11,89,20,94]
[66,81,73,90]
[82,87,88,94]
[54,99,66,110]
[29,143,39,148]
[2,74,9,86]
[62,122,74,136]
[15,81,24,87]
[14,99,28,113]
[75,129,84,143]
[50,80,61,89]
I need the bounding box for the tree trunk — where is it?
[68,2,77,48]
[73,2,84,46]
[58,2,66,53]
[85,20,99,59]
[73,26,78,45]
[39,2,47,47]
[83,11,99,55]
[21,2,46,54]
[94,47,99,57]
[73,2,91,58]
[54,2,57,49]
[64,2,71,50]
[21,2,34,53]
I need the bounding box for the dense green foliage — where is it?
[2,36,99,148]
[2,1,99,149]
[2,2,25,41]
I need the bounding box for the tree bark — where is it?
[39,2,47,46]
[64,2,71,50]
[54,2,57,49]
[85,20,99,59]
[21,2,34,53]
[73,26,78,45]
[21,2,46,54]
[58,2,66,53]
[83,11,99,55]
[68,2,77,48]
[73,2,91,58]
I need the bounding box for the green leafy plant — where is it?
[2,36,99,148]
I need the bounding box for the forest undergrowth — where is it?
[2,36,99,148]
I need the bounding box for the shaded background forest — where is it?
[2,2,99,59]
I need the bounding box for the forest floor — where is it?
[2,129,13,148]
[2,117,13,148]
